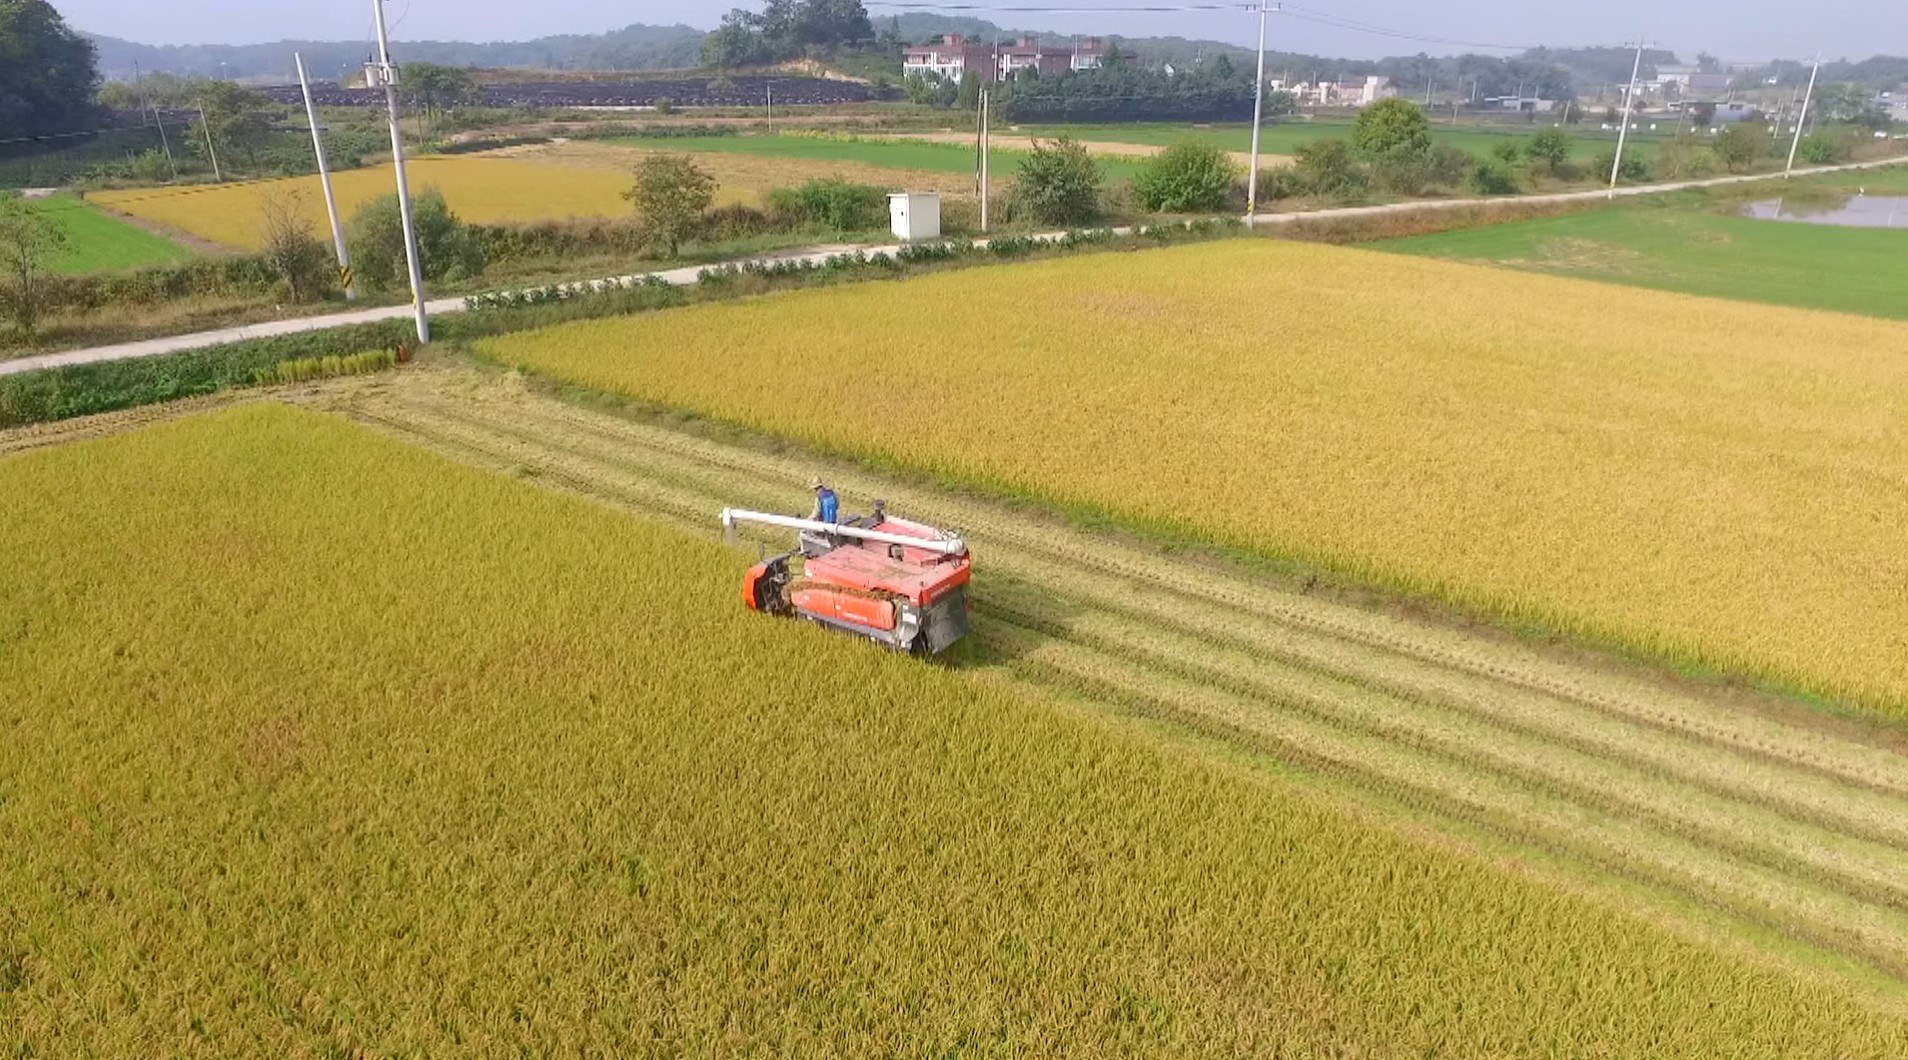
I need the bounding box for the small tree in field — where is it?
[0,194,66,338]
[626,154,715,258]
[1351,98,1432,158]
[1712,125,1762,172]
[1132,141,1238,213]
[1012,137,1102,226]
[259,192,333,304]
[1523,128,1572,174]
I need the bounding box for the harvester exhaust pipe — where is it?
[720,508,967,557]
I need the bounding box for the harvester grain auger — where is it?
[721,503,972,655]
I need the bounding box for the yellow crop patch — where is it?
[481,239,1908,716]
[91,156,644,250]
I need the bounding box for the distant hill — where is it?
[85,24,706,82]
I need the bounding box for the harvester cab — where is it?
[721,501,972,655]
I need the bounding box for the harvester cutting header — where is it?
[722,492,972,655]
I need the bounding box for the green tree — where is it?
[1797,131,1847,165]
[0,193,66,338]
[346,188,485,290]
[0,0,100,141]
[193,81,275,169]
[1711,124,1761,171]
[1351,98,1432,157]
[1011,137,1102,225]
[1131,140,1238,213]
[1523,128,1572,173]
[626,154,715,257]
[401,63,480,131]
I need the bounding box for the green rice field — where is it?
[1373,183,1908,318]
[616,133,1147,183]
[1031,119,1675,160]
[23,193,194,273]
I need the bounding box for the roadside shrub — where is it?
[766,177,889,232]
[653,97,678,116]
[1371,148,1436,196]
[1253,165,1307,202]
[1132,141,1239,213]
[348,187,486,289]
[1293,139,1369,201]
[1651,135,1717,180]
[1469,161,1520,196]
[1797,131,1847,165]
[1523,128,1572,174]
[1011,137,1102,226]
[1712,125,1764,172]
[1591,150,1649,183]
[1426,146,1475,189]
[700,203,776,241]
[1489,141,1524,164]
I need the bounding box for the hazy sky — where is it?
[55,0,1897,64]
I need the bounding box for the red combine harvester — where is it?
[722,503,972,655]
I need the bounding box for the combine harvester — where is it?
[721,502,972,655]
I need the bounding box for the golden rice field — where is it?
[480,239,1908,717]
[90,155,683,252]
[7,403,1907,1055]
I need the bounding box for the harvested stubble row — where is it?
[6,402,1907,1055]
[324,365,1908,1007]
[478,238,1908,717]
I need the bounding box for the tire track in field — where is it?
[311,366,1908,995]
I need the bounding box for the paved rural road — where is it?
[6,153,1905,380]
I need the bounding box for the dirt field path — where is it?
[154,360,1900,1010]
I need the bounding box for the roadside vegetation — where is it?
[5,402,1907,1055]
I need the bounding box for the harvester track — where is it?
[304,365,1908,1004]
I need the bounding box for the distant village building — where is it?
[1278,75,1396,107]
[1486,95,1559,114]
[902,34,1106,84]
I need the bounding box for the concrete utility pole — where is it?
[367,0,430,343]
[1246,1,1271,226]
[196,101,223,182]
[297,52,355,301]
[979,84,991,233]
[766,83,774,133]
[1609,37,1646,199]
[1785,55,1821,178]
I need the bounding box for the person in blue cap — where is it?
[807,476,838,524]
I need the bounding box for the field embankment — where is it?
[13,399,1905,1053]
[476,238,1908,715]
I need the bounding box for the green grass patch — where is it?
[613,132,1146,183]
[1370,189,1908,319]
[25,194,195,274]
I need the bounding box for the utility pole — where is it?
[979,83,991,233]
[1245,1,1270,226]
[368,0,430,343]
[766,83,773,133]
[133,61,179,181]
[1609,37,1645,199]
[1785,54,1821,178]
[196,100,223,182]
[297,52,355,301]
